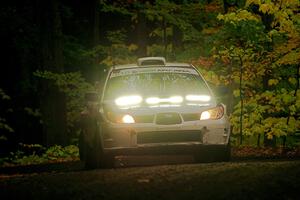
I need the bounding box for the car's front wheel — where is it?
[194,144,231,163]
[220,142,231,162]
[78,130,86,161]
[79,114,114,169]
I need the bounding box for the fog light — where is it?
[122,114,135,123]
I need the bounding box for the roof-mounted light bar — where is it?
[137,57,166,66]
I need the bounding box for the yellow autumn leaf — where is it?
[288,77,297,85]
[233,90,240,97]
[267,132,273,139]
[268,79,279,86]
[259,4,270,13]
[246,0,261,7]
[128,44,138,51]
[289,105,296,115]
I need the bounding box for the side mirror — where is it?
[85,92,99,102]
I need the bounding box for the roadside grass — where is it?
[232,146,300,159]
[0,144,79,167]
[1,144,300,168]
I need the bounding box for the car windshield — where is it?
[104,68,211,101]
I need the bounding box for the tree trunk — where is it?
[171,25,182,61]
[284,64,300,147]
[162,17,167,58]
[136,11,147,57]
[91,0,100,47]
[264,134,276,147]
[257,134,261,147]
[37,0,67,146]
[262,69,276,147]
[227,61,234,114]
[239,56,243,145]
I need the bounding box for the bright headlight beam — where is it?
[186,95,211,102]
[200,111,211,120]
[146,97,160,104]
[115,95,142,106]
[146,96,183,104]
[169,96,183,103]
[200,105,224,120]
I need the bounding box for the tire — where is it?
[83,120,115,169]
[194,144,231,163]
[99,153,115,169]
[78,131,85,161]
[194,146,213,163]
[85,141,101,169]
[213,143,231,162]
[220,142,231,162]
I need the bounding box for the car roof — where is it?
[113,62,192,70]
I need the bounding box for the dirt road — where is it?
[1,158,300,200]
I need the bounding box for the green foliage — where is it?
[206,0,300,146]
[34,71,93,133]
[83,30,138,66]
[217,11,269,48]
[10,153,48,166]
[34,1,300,148]
[4,143,46,165]
[246,0,300,35]
[2,0,300,148]
[44,145,79,160]
[0,89,14,140]
[147,44,172,57]
[1,144,79,166]
[100,43,138,66]
[63,35,91,67]
[0,88,10,100]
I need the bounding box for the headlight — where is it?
[105,112,135,124]
[200,105,224,120]
[169,96,183,103]
[115,95,142,106]
[121,114,135,123]
[186,95,211,102]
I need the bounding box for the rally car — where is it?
[79,57,231,168]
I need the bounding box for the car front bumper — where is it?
[103,142,229,157]
[101,116,230,151]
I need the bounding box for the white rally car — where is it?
[80,57,231,168]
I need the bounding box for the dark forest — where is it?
[0,0,299,162]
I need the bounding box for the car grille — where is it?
[137,130,202,144]
[132,113,200,124]
[155,113,182,125]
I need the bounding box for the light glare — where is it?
[200,105,224,120]
[200,111,211,120]
[146,96,183,104]
[146,97,160,104]
[122,114,135,123]
[169,96,183,103]
[115,95,142,106]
